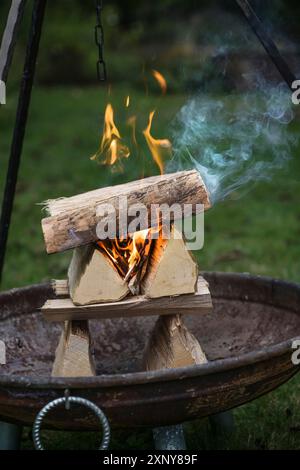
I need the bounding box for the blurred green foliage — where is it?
[0,85,299,450]
[1,0,300,93]
[1,0,300,452]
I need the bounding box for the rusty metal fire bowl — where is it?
[0,272,299,431]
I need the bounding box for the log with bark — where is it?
[41,170,210,254]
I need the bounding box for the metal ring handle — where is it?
[32,396,110,450]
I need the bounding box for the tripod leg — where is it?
[153,424,186,450]
[0,421,23,450]
[0,0,47,283]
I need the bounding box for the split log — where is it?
[141,225,198,298]
[143,314,207,371]
[68,244,129,305]
[69,225,197,305]
[51,279,69,298]
[52,320,95,377]
[41,170,211,254]
[51,279,69,297]
[42,276,212,322]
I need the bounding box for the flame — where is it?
[91,72,172,288]
[128,229,149,269]
[91,103,130,166]
[143,110,172,175]
[152,69,167,94]
[96,228,152,282]
[92,71,171,175]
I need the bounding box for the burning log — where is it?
[67,228,154,305]
[68,244,129,305]
[52,320,95,377]
[60,224,199,306]
[41,170,210,254]
[143,314,207,371]
[40,70,213,377]
[141,225,198,298]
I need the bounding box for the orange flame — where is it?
[92,71,171,284]
[92,71,171,175]
[143,110,172,175]
[96,228,152,282]
[128,229,149,266]
[91,103,130,166]
[152,69,167,94]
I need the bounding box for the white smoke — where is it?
[167,77,296,203]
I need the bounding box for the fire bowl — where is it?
[0,272,299,430]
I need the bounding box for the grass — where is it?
[1,85,300,450]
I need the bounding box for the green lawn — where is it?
[1,85,300,449]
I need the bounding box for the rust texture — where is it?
[0,272,299,430]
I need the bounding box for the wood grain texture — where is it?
[52,320,95,377]
[141,225,198,298]
[68,245,129,305]
[41,170,211,254]
[42,276,212,322]
[143,314,207,371]
[51,279,69,298]
[0,274,298,429]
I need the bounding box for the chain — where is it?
[95,0,107,82]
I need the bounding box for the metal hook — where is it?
[64,388,70,410]
[32,396,111,450]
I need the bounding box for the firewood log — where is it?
[52,320,95,377]
[141,225,198,298]
[68,244,129,305]
[41,170,210,254]
[143,314,207,371]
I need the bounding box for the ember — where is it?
[151,69,168,94]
